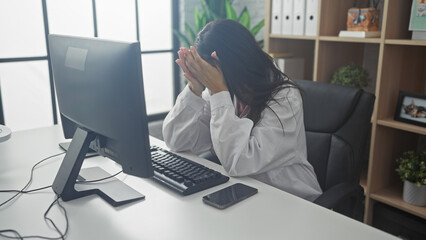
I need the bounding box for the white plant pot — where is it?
[402,180,426,207]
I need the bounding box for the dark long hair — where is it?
[195,19,299,126]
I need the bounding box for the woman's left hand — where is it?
[185,46,228,95]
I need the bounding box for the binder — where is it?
[271,0,283,34]
[304,0,318,36]
[292,0,306,35]
[282,0,294,35]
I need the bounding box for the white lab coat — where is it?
[162,85,322,201]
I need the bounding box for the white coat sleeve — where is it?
[209,89,303,177]
[162,85,213,155]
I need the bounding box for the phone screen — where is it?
[202,183,258,209]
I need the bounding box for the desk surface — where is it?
[0,126,397,240]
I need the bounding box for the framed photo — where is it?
[394,91,426,128]
[409,0,426,31]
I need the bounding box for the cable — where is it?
[0,171,123,194]
[0,151,123,239]
[0,152,65,208]
[43,196,68,240]
[0,230,22,240]
[0,186,52,194]
[0,196,67,240]
[76,170,123,183]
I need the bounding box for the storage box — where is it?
[274,58,305,80]
[373,202,426,240]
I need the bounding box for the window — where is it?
[0,0,179,131]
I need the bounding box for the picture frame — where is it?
[394,91,426,128]
[409,0,426,31]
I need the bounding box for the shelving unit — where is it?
[264,0,426,226]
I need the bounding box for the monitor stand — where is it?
[52,127,145,207]
[59,141,99,158]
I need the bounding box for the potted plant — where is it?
[173,0,264,48]
[395,150,426,206]
[331,63,370,89]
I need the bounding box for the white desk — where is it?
[0,126,397,240]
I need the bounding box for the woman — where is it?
[162,19,322,201]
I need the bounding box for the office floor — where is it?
[148,120,164,141]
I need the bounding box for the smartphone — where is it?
[202,183,258,209]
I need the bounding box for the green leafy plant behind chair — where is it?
[331,63,371,89]
[174,0,264,48]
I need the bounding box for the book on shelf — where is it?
[409,0,426,32]
[412,31,426,40]
[409,0,426,40]
[338,30,381,38]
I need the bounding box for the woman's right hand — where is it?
[176,47,204,96]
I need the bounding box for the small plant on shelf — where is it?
[396,151,426,186]
[331,63,370,89]
[395,150,426,206]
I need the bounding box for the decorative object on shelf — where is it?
[331,63,370,89]
[173,0,264,48]
[346,0,380,32]
[394,91,426,128]
[0,125,11,143]
[396,151,426,206]
[409,0,426,40]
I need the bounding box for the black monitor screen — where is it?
[49,34,153,206]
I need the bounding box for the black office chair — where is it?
[294,79,375,221]
[200,79,374,220]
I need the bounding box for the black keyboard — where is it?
[150,146,229,195]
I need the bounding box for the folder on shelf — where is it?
[292,0,306,35]
[305,0,318,36]
[282,0,294,35]
[271,0,283,34]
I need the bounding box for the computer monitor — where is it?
[49,34,154,206]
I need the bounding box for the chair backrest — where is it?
[294,80,375,191]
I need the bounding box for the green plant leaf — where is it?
[331,63,370,88]
[212,0,227,19]
[200,0,212,21]
[194,8,202,33]
[238,7,250,29]
[396,151,426,186]
[201,0,219,22]
[225,0,237,20]
[200,13,207,32]
[185,23,196,45]
[175,0,265,50]
[173,29,191,48]
[251,19,264,37]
